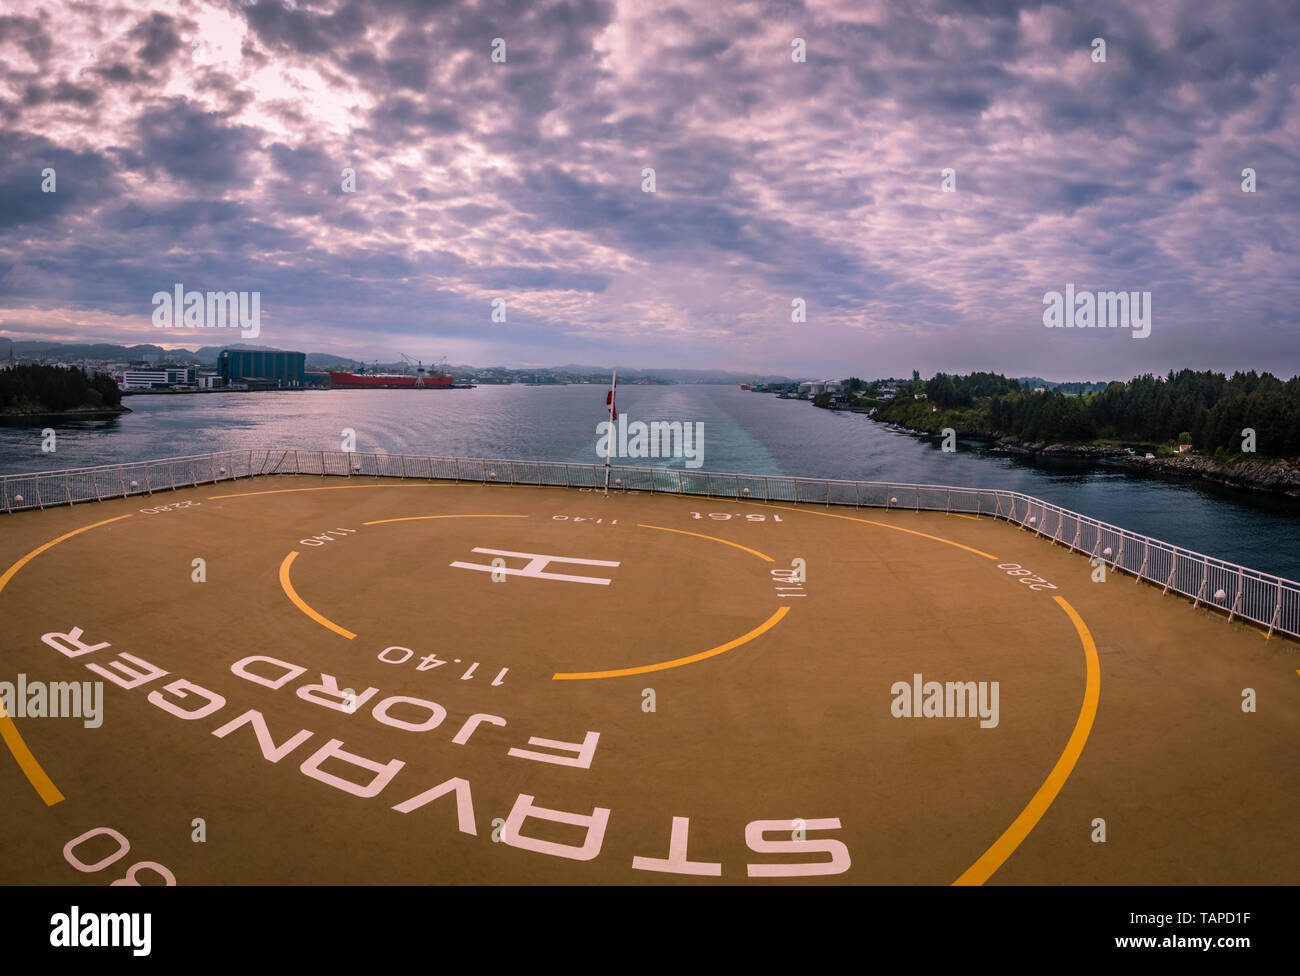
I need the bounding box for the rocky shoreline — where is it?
[988,437,1300,494]
[1113,453,1300,496]
[875,418,1300,497]
[0,405,132,423]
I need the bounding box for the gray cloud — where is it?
[0,0,1296,380]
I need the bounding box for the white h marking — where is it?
[450,548,621,585]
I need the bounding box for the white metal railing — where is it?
[2,448,1297,639]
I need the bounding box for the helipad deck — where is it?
[1,467,1297,884]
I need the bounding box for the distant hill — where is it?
[0,338,360,370]
[1015,377,1112,394]
[5,341,181,362]
[546,365,803,384]
[0,338,797,383]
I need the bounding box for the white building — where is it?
[797,380,842,397]
[120,366,196,390]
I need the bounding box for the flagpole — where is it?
[604,369,616,496]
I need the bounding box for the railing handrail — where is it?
[0,447,1294,577]
[0,450,251,479]
[2,448,1298,637]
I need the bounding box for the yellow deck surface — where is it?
[1,476,1296,884]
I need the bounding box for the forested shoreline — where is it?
[871,370,1299,459]
[0,364,126,416]
[861,370,1300,495]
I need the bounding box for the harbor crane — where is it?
[398,352,427,387]
[399,353,449,386]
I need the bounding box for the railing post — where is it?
[678,470,683,494]
[1267,588,1282,638]
[1228,570,1243,622]
[35,479,42,509]
[1163,558,1177,595]
[145,465,153,494]
[65,474,72,506]
[119,470,126,497]
[565,463,571,487]
[169,463,175,490]
[1193,558,1209,608]
[945,489,950,514]
[1136,540,1149,583]
[735,474,740,499]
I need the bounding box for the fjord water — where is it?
[2,385,1298,581]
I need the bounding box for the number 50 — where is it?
[63,826,176,885]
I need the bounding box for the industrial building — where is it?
[797,380,843,398]
[218,350,305,389]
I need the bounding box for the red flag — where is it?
[606,388,617,421]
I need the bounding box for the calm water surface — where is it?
[2,385,1298,580]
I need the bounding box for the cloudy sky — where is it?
[1,0,1297,379]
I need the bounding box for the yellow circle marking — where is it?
[0,513,132,806]
[553,606,790,680]
[0,711,64,806]
[279,551,356,639]
[210,483,463,500]
[953,595,1101,885]
[732,500,999,560]
[636,523,775,562]
[552,521,783,680]
[364,515,529,526]
[280,514,530,637]
[725,497,1102,884]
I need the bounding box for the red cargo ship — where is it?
[328,370,454,389]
